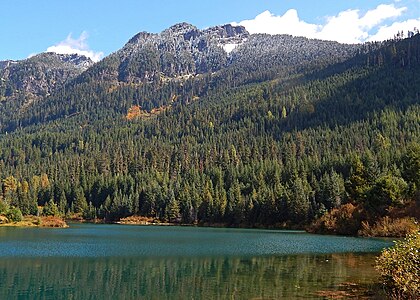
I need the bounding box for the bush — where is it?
[39,216,68,228]
[376,231,420,299]
[359,216,418,237]
[307,203,362,235]
[0,200,8,215]
[42,199,60,217]
[5,207,23,222]
[0,215,9,224]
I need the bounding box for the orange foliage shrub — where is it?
[308,203,362,235]
[39,216,68,228]
[359,216,418,237]
[126,105,142,120]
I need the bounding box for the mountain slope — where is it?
[0,52,93,99]
[0,25,418,229]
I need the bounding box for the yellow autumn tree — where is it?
[3,176,18,194]
[40,173,50,189]
[21,180,30,194]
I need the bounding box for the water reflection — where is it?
[0,253,379,299]
[0,224,391,258]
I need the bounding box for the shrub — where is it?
[5,207,23,222]
[376,231,420,299]
[39,216,68,228]
[359,216,418,237]
[0,215,9,224]
[0,200,8,215]
[308,203,362,235]
[42,199,60,217]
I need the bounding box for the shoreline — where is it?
[0,216,68,228]
[107,216,307,231]
[2,214,415,239]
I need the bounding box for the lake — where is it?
[0,223,393,299]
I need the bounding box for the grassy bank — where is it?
[0,215,68,228]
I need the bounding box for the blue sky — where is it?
[1,0,419,61]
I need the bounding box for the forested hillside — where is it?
[0,26,419,232]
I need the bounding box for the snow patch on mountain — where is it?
[223,43,239,54]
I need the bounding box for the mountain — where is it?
[1,24,362,130]
[75,23,249,86]
[0,22,419,232]
[79,22,360,85]
[0,53,93,123]
[0,52,93,98]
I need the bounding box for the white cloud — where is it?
[360,4,406,28]
[234,4,416,44]
[316,9,368,43]
[232,10,319,38]
[368,18,420,41]
[46,31,103,62]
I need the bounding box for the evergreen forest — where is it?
[0,26,419,233]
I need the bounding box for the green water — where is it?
[0,224,392,299]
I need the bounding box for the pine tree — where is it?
[73,187,88,214]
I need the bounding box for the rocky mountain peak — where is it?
[127,31,157,46]
[204,24,249,39]
[28,52,94,70]
[54,53,94,69]
[125,23,248,48]
[165,22,199,36]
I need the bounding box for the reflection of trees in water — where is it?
[0,254,378,299]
